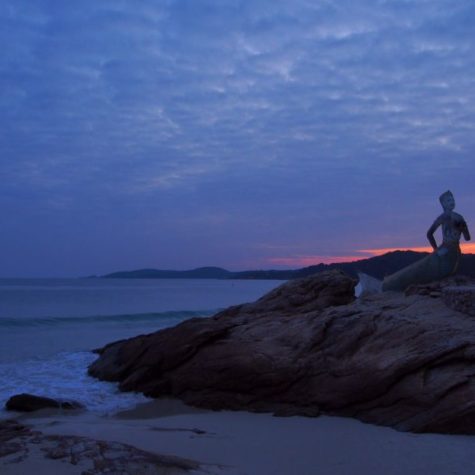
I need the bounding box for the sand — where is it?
[2,399,475,474]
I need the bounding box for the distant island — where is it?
[102,250,475,280]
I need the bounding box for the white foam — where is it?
[0,351,150,418]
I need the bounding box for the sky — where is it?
[1,0,475,277]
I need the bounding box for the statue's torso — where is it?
[436,211,466,245]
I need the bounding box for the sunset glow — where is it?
[268,255,365,267]
[362,243,475,256]
[267,243,475,268]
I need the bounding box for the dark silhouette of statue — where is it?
[382,190,471,291]
[357,191,471,295]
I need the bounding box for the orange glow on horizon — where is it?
[362,242,475,256]
[360,246,433,256]
[268,255,364,267]
[266,243,475,267]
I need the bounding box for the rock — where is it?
[443,286,475,316]
[404,274,474,297]
[0,420,206,474]
[89,270,475,435]
[5,393,84,412]
[406,276,475,315]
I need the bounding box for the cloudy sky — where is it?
[2,0,475,276]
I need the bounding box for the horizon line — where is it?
[266,243,475,267]
[1,245,475,278]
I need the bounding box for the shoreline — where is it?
[4,275,475,473]
[2,398,475,474]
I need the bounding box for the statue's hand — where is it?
[436,247,448,257]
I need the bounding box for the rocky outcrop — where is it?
[89,270,475,434]
[444,286,475,316]
[406,275,475,316]
[5,394,84,412]
[0,420,205,474]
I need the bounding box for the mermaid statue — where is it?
[359,191,471,294]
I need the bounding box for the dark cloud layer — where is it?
[1,0,475,275]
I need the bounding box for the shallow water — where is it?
[0,278,282,417]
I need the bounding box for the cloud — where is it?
[1,0,475,274]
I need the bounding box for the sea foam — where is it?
[0,351,149,418]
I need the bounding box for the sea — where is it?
[0,278,281,418]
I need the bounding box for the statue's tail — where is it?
[356,273,383,297]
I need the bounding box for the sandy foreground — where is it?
[2,398,475,475]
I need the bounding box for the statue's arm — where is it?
[461,220,471,241]
[427,217,441,251]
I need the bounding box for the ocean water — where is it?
[0,278,281,417]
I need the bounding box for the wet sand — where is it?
[2,398,475,474]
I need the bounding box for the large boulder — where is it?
[5,393,84,412]
[89,270,475,434]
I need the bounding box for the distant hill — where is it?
[102,251,475,280]
[104,266,231,279]
[294,250,431,280]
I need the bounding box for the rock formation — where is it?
[89,270,475,434]
[0,419,205,474]
[5,393,84,412]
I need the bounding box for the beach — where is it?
[5,0,475,471]
[3,398,475,474]
[3,276,475,474]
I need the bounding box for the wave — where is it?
[0,309,217,328]
[0,351,151,417]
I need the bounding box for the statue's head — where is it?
[439,190,455,211]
